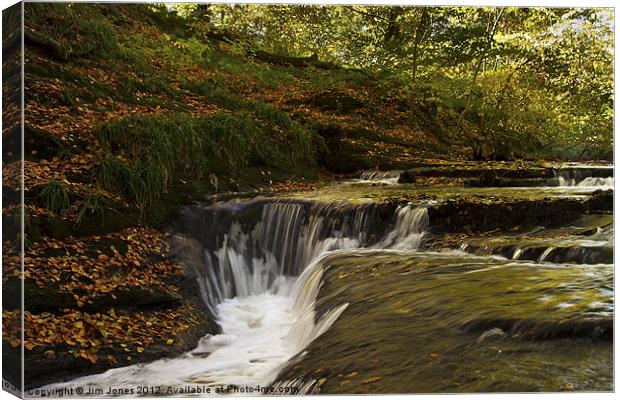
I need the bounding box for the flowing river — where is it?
[39,165,613,395]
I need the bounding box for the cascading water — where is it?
[39,200,428,395]
[358,170,403,184]
[558,176,614,187]
[555,167,614,188]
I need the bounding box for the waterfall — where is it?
[40,200,428,393]
[183,200,430,311]
[190,200,421,310]
[576,177,614,187]
[538,246,555,262]
[555,167,614,188]
[558,176,615,187]
[358,170,402,184]
[375,205,428,250]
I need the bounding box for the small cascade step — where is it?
[460,242,613,265]
[455,213,613,265]
[395,164,613,188]
[358,170,403,183]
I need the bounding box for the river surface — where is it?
[39,166,613,395]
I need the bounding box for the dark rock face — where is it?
[25,207,140,242]
[317,125,373,173]
[398,169,416,184]
[465,177,560,188]
[587,190,613,213]
[399,165,613,184]
[556,167,614,180]
[426,197,596,234]
[399,166,556,183]
[169,234,221,334]
[4,279,183,314]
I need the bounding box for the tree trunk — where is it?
[455,8,505,133]
[408,8,431,123]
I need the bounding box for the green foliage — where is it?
[27,1,612,177]
[196,43,295,89]
[94,155,133,195]
[37,180,71,214]
[96,112,320,210]
[182,4,612,160]
[247,100,294,128]
[117,75,175,100]
[185,80,244,109]
[26,63,117,105]
[161,35,210,64]
[26,3,118,59]
[75,192,107,228]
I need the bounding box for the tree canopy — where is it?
[176,4,613,160]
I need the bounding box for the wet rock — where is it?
[465,177,559,188]
[401,165,556,181]
[427,197,587,234]
[556,167,613,180]
[476,328,507,343]
[320,138,374,173]
[398,170,416,184]
[475,171,498,187]
[460,243,612,265]
[169,234,209,279]
[168,234,221,334]
[587,190,613,213]
[43,350,56,359]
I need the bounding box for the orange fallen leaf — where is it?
[361,376,382,384]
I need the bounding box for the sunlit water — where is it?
[274,252,612,393]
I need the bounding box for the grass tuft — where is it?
[96,112,321,211]
[37,180,71,214]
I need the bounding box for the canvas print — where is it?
[2,2,614,397]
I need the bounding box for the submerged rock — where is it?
[477,328,507,343]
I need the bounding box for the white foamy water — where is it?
[38,202,428,396]
[38,258,348,396]
[557,176,614,188]
[356,170,403,184]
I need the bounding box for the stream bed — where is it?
[38,165,613,395]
